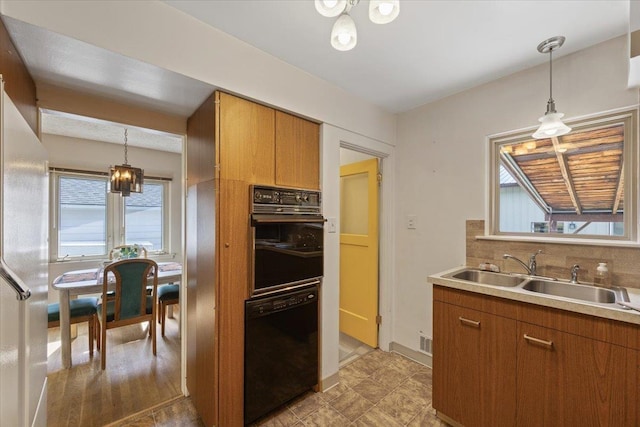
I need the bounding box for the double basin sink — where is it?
[444,268,630,306]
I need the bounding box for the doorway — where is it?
[338,148,380,365]
[42,114,186,426]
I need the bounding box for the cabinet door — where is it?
[516,322,636,426]
[275,111,319,190]
[219,92,275,184]
[433,301,517,426]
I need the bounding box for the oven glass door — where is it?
[252,218,323,293]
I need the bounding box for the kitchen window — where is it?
[51,169,170,260]
[488,107,638,243]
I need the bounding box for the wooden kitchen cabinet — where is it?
[433,300,517,427]
[275,110,320,190]
[433,285,640,427]
[218,92,275,184]
[516,322,637,426]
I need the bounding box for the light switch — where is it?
[407,215,417,229]
[327,217,337,233]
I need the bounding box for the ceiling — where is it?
[2,1,631,151]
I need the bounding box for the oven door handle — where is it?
[251,214,325,225]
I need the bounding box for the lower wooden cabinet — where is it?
[433,285,640,427]
[516,322,637,426]
[433,301,516,426]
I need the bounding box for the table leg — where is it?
[59,289,72,369]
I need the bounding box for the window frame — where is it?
[50,169,171,261]
[487,107,638,245]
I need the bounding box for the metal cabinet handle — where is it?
[524,334,553,348]
[458,316,480,327]
[0,260,31,300]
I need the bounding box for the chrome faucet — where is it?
[570,264,580,283]
[503,250,542,275]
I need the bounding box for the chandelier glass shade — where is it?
[331,13,358,51]
[109,129,144,197]
[532,36,571,139]
[316,0,399,51]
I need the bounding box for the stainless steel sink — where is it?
[522,279,629,304]
[446,269,526,287]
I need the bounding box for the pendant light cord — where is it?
[124,128,129,165]
[549,48,553,104]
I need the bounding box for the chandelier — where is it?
[532,36,571,139]
[315,0,399,51]
[109,128,143,197]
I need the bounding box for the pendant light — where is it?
[109,128,144,197]
[316,0,399,51]
[532,36,571,139]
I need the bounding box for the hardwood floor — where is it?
[47,308,182,426]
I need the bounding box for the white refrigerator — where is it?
[0,83,48,427]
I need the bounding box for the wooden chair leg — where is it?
[161,301,166,337]
[151,312,157,356]
[101,321,107,370]
[88,317,94,357]
[95,317,101,350]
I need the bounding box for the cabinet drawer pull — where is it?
[458,316,480,327]
[523,334,553,348]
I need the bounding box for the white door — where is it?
[0,86,49,427]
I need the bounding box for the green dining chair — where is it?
[98,258,158,370]
[157,283,180,337]
[48,297,100,357]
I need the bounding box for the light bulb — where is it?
[331,13,357,51]
[315,0,347,17]
[369,0,399,24]
[378,2,393,15]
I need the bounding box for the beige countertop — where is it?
[429,266,640,326]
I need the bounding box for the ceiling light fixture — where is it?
[315,0,399,51]
[109,128,143,197]
[532,36,571,139]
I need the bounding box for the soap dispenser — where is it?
[594,262,610,287]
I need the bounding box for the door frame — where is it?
[320,124,395,382]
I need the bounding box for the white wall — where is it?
[394,35,638,350]
[42,133,183,301]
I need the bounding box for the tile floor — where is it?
[113,349,445,426]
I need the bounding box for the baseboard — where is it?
[389,341,432,367]
[319,370,340,392]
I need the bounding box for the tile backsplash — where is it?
[466,220,640,290]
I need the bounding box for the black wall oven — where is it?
[244,185,323,424]
[250,185,324,296]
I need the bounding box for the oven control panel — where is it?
[248,288,318,316]
[252,185,321,213]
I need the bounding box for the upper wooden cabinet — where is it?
[218,92,275,184]
[275,111,320,190]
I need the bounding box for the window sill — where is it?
[477,234,640,248]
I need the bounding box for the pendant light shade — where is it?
[532,112,572,139]
[315,0,347,17]
[369,0,399,24]
[532,36,571,139]
[109,129,144,197]
[331,13,357,51]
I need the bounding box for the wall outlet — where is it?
[407,215,417,229]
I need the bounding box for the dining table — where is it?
[52,261,182,369]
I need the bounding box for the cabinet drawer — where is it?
[433,285,518,319]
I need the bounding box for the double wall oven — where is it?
[244,185,324,424]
